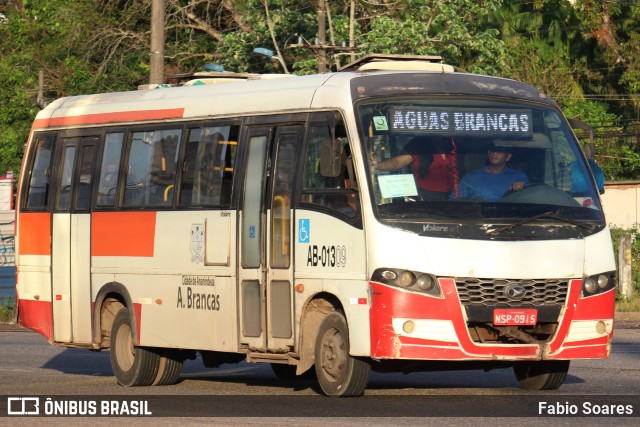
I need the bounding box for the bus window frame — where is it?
[296,111,363,229]
[120,123,184,210]
[94,130,127,210]
[177,119,243,210]
[21,132,58,212]
[50,133,100,214]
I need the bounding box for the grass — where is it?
[0,296,16,324]
[616,297,640,312]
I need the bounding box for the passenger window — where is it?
[301,112,359,219]
[123,129,181,208]
[96,133,124,207]
[75,144,96,211]
[179,125,239,207]
[55,146,77,211]
[24,135,55,210]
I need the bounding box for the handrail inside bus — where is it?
[164,185,174,202]
[272,195,289,258]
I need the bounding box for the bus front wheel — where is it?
[314,312,370,397]
[110,308,160,386]
[513,360,570,390]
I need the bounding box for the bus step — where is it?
[246,352,291,364]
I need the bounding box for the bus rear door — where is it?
[51,135,98,344]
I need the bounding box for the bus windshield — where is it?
[358,98,605,237]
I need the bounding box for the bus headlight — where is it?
[371,268,441,297]
[416,274,435,291]
[597,274,609,289]
[584,277,597,294]
[398,271,416,288]
[582,272,615,297]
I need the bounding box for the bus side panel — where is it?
[92,211,156,258]
[91,211,237,352]
[19,213,51,256]
[17,212,53,340]
[293,210,369,355]
[17,275,53,341]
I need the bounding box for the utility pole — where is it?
[317,0,327,73]
[349,0,356,62]
[36,70,45,109]
[150,0,165,84]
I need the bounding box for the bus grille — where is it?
[454,278,569,307]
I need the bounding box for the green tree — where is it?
[1,0,639,180]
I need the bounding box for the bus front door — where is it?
[51,136,97,344]
[238,125,302,353]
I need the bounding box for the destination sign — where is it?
[389,107,533,136]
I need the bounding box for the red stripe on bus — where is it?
[573,287,615,321]
[18,213,51,255]
[18,299,53,341]
[92,212,156,257]
[32,108,185,129]
[134,303,142,345]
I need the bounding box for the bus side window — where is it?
[24,135,55,210]
[75,144,96,211]
[97,133,124,207]
[123,129,182,208]
[179,125,239,207]
[300,113,359,219]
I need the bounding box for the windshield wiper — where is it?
[486,211,597,235]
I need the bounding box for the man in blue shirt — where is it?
[456,145,528,201]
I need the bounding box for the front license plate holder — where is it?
[493,308,537,326]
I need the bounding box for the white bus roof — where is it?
[34,62,552,129]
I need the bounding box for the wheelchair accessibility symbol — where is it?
[298,219,310,243]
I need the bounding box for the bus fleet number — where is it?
[306,245,347,268]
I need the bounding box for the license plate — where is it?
[493,308,537,326]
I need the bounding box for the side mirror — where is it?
[587,159,605,194]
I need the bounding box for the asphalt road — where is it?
[0,318,638,426]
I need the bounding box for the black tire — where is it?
[314,311,370,397]
[152,350,184,386]
[110,308,160,387]
[513,360,570,390]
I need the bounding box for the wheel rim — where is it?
[115,322,135,371]
[319,327,347,383]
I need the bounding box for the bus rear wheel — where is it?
[152,350,184,386]
[513,360,570,390]
[110,308,160,387]
[314,312,370,397]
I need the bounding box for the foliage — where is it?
[0,0,639,179]
[0,296,15,324]
[559,100,640,179]
[610,227,640,301]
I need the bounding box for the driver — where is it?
[454,143,528,201]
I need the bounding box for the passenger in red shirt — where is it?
[372,136,457,201]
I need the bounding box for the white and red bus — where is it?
[16,55,616,396]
